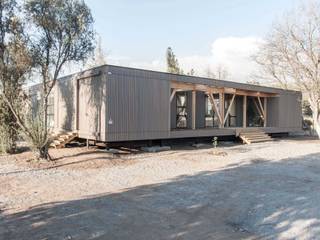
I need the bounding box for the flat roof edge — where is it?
[29,64,301,94]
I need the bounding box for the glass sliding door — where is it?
[176,92,188,128]
[205,95,220,128]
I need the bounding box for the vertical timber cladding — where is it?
[106,66,170,142]
[277,91,302,129]
[55,75,76,132]
[77,69,107,141]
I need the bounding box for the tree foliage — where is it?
[166,47,183,74]
[302,100,313,117]
[85,35,107,68]
[1,0,95,159]
[0,0,32,153]
[205,64,229,80]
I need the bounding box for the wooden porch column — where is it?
[243,95,247,128]
[219,92,225,128]
[264,97,267,127]
[192,90,196,130]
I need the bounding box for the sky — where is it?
[83,0,300,82]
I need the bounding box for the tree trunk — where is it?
[37,145,49,160]
[35,96,50,160]
[36,144,49,160]
[309,97,320,138]
[312,109,320,138]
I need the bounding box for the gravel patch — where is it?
[0,138,320,239]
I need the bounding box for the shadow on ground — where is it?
[1,152,320,240]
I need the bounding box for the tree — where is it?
[205,66,215,78]
[246,80,261,86]
[0,0,32,153]
[205,64,229,80]
[85,35,107,68]
[3,0,95,159]
[215,64,229,80]
[187,68,195,76]
[254,1,320,137]
[302,100,313,117]
[166,47,183,74]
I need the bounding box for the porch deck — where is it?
[169,127,302,139]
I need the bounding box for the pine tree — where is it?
[86,35,107,68]
[166,47,183,74]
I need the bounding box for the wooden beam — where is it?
[224,87,236,94]
[171,81,221,93]
[209,93,222,125]
[257,97,264,117]
[233,89,277,98]
[171,80,278,98]
[219,92,225,128]
[170,89,177,102]
[264,97,267,127]
[192,90,196,130]
[224,94,236,125]
[253,98,264,119]
[243,95,247,128]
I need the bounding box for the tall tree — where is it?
[0,0,32,153]
[254,1,320,137]
[205,64,229,80]
[187,68,195,76]
[4,0,95,159]
[166,47,183,74]
[86,35,107,68]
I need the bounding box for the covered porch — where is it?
[169,80,278,134]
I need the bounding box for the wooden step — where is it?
[241,135,269,139]
[239,130,273,144]
[240,132,265,136]
[49,132,78,149]
[244,135,272,139]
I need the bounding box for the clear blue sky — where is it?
[85,0,299,63]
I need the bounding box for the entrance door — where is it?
[247,97,264,127]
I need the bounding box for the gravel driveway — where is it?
[1,138,320,239]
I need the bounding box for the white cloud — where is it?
[209,37,263,81]
[107,36,264,83]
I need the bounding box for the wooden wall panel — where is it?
[196,92,206,129]
[106,66,170,141]
[278,92,302,129]
[55,76,75,132]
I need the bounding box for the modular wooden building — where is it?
[34,64,302,143]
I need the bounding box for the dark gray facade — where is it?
[34,64,302,142]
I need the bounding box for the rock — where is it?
[105,148,120,154]
[289,131,306,136]
[192,143,210,148]
[141,146,171,153]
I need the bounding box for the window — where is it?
[205,95,220,128]
[176,92,187,128]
